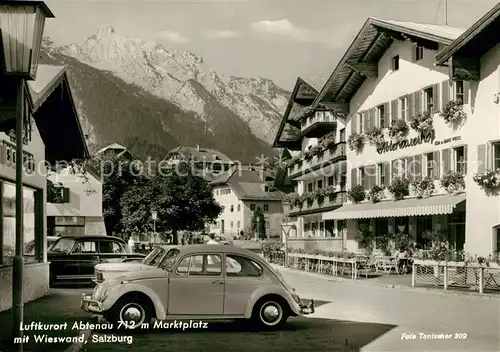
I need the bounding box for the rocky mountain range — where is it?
[40,25,290,162]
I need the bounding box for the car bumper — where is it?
[81,293,104,314]
[299,299,315,315]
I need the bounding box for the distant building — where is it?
[96,143,140,161]
[47,168,105,237]
[165,145,237,181]
[210,167,285,238]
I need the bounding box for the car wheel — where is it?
[109,297,152,330]
[252,297,288,329]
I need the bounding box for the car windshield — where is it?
[50,238,75,253]
[160,248,180,270]
[143,247,166,266]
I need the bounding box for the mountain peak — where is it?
[96,24,116,36]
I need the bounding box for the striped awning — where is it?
[324,193,466,220]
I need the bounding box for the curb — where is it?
[64,329,92,352]
[274,265,500,300]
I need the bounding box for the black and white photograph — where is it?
[0,0,499,351]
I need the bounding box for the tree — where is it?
[251,207,266,240]
[120,162,223,244]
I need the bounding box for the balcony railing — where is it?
[301,112,338,137]
[289,142,346,179]
[1,140,35,174]
[288,188,347,215]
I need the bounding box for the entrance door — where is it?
[168,254,224,315]
[221,220,225,234]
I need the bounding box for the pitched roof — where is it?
[312,17,464,106]
[97,143,127,153]
[167,146,234,163]
[435,3,500,64]
[27,65,67,110]
[272,77,319,148]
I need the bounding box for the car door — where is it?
[223,254,265,316]
[168,253,224,315]
[70,239,100,280]
[98,239,128,263]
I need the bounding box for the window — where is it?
[415,45,424,61]
[230,221,234,229]
[454,146,466,174]
[176,254,222,276]
[99,241,124,254]
[358,219,370,232]
[359,167,366,188]
[455,80,464,102]
[263,204,269,212]
[215,190,219,195]
[399,97,407,121]
[225,255,263,277]
[230,205,234,212]
[220,188,231,195]
[416,217,433,249]
[377,163,385,186]
[425,153,435,178]
[391,55,399,71]
[375,219,389,249]
[237,221,241,229]
[250,204,256,211]
[358,112,364,133]
[317,180,323,189]
[327,176,334,186]
[398,159,408,178]
[71,241,97,254]
[237,204,241,211]
[395,217,409,235]
[424,87,434,113]
[377,105,385,127]
[265,220,270,229]
[493,142,500,170]
[307,183,313,192]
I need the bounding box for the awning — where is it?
[324,193,466,220]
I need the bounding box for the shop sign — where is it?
[376,132,435,154]
[434,136,461,146]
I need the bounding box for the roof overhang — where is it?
[435,3,500,65]
[0,65,89,163]
[272,77,319,149]
[324,193,465,220]
[313,17,463,107]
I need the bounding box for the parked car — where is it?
[24,236,59,256]
[48,235,146,286]
[94,245,178,284]
[81,244,314,330]
[202,234,233,245]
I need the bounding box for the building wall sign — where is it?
[434,136,461,146]
[376,132,435,154]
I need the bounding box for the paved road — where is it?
[74,268,500,352]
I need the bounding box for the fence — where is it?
[412,260,500,293]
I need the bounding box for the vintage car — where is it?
[48,235,146,285]
[203,234,233,246]
[81,244,314,329]
[24,236,59,256]
[94,246,178,284]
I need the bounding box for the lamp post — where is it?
[0,1,54,350]
[281,216,293,267]
[151,210,157,244]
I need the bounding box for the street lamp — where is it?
[281,216,294,267]
[0,1,54,349]
[151,210,157,244]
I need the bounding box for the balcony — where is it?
[301,111,337,138]
[288,142,346,179]
[287,187,347,215]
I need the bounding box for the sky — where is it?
[43,0,498,90]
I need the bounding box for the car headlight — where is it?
[93,283,111,301]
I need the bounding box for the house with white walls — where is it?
[434,3,500,257]
[300,18,472,254]
[273,77,348,252]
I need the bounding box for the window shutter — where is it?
[351,168,358,188]
[383,102,389,127]
[406,94,412,121]
[441,80,450,108]
[391,99,398,121]
[363,111,369,133]
[433,151,440,179]
[369,108,376,130]
[432,83,440,112]
[391,159,398,179]
[463,145,468,174]
[351,114,358,134]
[414,154,423,181]
[463,81,470,104]
[442,148,451,174]
[0,144,5,164]
[406,156,415,182]
[477,144,486,173]
[411,44,417,62]
[383,162,390,186]
[414,91,421,115]
[370,165,377,189]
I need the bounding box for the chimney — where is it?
[196,145,200,151]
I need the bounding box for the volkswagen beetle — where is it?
[81,244,314,329]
